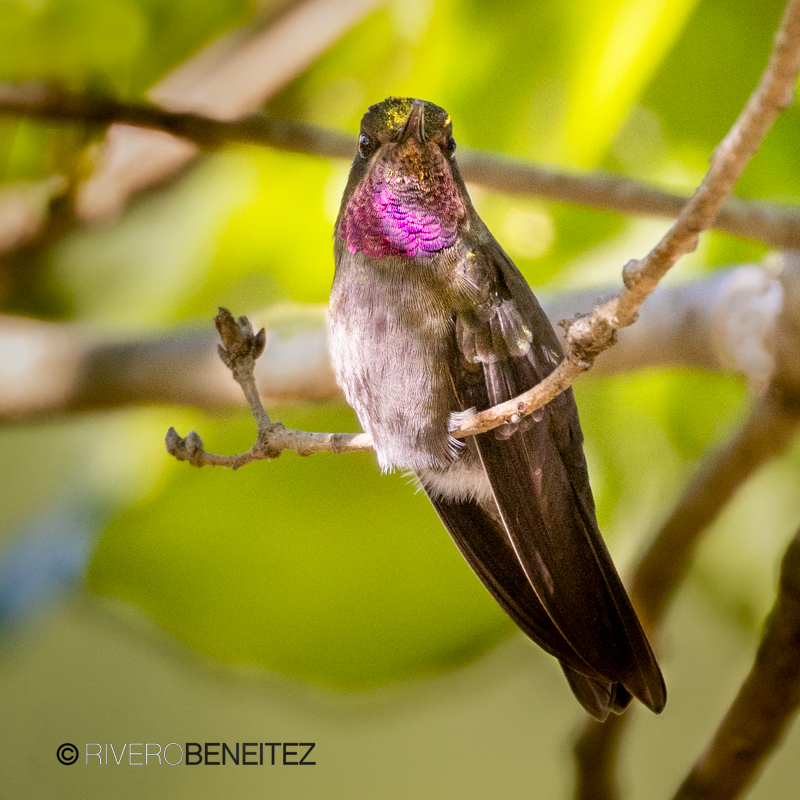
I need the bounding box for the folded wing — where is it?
[422,486,622,719]
[440,241,665,716]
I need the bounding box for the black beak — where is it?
[398,100,426,143]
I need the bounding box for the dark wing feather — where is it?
[561,664,632,717]
[421,487,617,721]
[452,241,665,714]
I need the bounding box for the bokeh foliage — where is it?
[2,0,800,704]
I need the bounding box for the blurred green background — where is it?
[2,0,800,796]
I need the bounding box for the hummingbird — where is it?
[328,97,665,720]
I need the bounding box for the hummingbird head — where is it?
[337,97,468,258]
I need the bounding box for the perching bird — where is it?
[328,97,665,720]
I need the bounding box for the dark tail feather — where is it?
[560,666,634,721]
[610,684,633,715]
[422,487,612,682]
[561,664,613,722]
[473,413,667,714]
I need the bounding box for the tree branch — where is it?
[671,527,800,800]
[3,83,800,250]
[77,0,381,221]
[0,266,781,423]
[0,81,356,160]
[161,251,796,473]
[463,152,800,251]
[165,309,371,468]
[573,714,627,800]
[454,0,800,438]
[0,307,339,422]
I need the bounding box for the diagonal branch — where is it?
[453,0,800,438]
[671,527,800,800]
[632,396,800,635]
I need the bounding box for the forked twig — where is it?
[165,309,371,468]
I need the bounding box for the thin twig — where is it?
[455,0,800,438]
[165,426,372,468]
[165,308,373,468]
[213,308,271,429]
[672,527,800,800]
[3,83,800,249]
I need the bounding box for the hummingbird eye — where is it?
[358,134,372,158]
[445,135,457,156]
